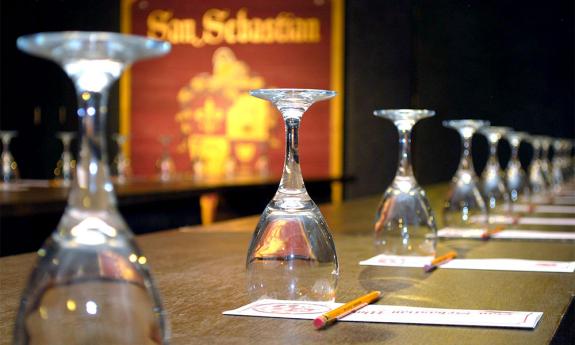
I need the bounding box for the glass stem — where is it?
[459,136,474,171]
[488,141,499,168]
[396,127,413,177]
[278,115,305,194]
[67,89,117,211]
[510,143,519,162]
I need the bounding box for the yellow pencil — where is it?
[481,225,505,240]
[424,251,457,272]
[313,291,381,329]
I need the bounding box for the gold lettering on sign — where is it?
[147,8,321,46]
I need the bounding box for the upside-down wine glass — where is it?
[54,131,76,186]
[157,135,175,182]
[505,131,529,203]
[539,136,553,188]
[479,126,511,213]
[1,130,20,183]
[528,136,550,202]
[557,139,574,185]
[443,120,489,229]
[246,89,339,301]
[113,133,131,184]
[16,31,170,345]
[373,109,437,256]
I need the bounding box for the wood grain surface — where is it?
[0,184,574,344]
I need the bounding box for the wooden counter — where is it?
[0,184,574,344]
[0,175,344,255]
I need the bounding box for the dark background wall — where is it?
[1,0,573,197]
[345,0,574,198]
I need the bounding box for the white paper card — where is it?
[223,299,543,329]
[553,196,575,205]
[438,227,575,240]
[359,255,575,273]
[488,215,575,226]
[512,204,575,214]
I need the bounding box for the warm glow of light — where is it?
[66,299,77,311]
[138,256,147,265]
[252,219,315,260]
[39,306,48,320]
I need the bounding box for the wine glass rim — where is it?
[373,109,435,117]
[250,88,336,96]
[17,31,171,59]
[480,126,513,134]
[442,119,490,127]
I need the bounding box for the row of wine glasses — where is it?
[1,131,270,184]
[443,122,575,230]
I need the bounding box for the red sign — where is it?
[121,0,343,181]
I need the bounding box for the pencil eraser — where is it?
[423,264,436,272]
[313,316,327,329]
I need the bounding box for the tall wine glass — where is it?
[373,109,437,256]
[1,130,20,183]
[539,136,553,187]
[559,139,574,184]
[479,126,511,212]
[528,136,550,201]
[54,131,76,186]
[157,135,175,182]
[505,131,529,203]
[113,133,131,184]
[246,89,339,301]
[443,120,489,229]
[16,32,170,344]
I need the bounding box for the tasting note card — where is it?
[488,215,575,226]
[223,299,543,329]
[359,255,575,273]
[438,228,575,241]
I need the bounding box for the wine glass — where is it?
[443,120,489,229]
[157,135,175,182]
[1,130,20,183]
[539,136,553,187]
[505,131,529,203]
[479,126,511,212]
[54,131,76,186]
[246,89,339,302]
[557,139,574,186]
[528,135,550,201]
[113,133,131,184]
[373,109,437,256]
[16,32,170,344]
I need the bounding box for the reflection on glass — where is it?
[54,132,76,186]
[1,130,20,183]
[16,31,170,344]
[157,135,176,182]
[373,109,437,256]
[553,139,574,188]
[479,126,511,213]
[113,134,131,184]
[505,131,529,203]
[538,136,553,188]
[246,89,339,302]
[528,136,550,201]
[443,120,489,229]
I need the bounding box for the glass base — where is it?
[14,234,165,345]
[247,199,338,301]
[374,179,437,256]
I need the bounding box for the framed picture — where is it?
[121,0,343,198]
